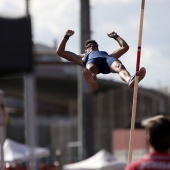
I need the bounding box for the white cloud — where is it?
[91,0,133,6]
[30,0,79,47]
[0,0,25,17]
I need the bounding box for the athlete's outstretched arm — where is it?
[107,31,129,59]
[56,30,84,67]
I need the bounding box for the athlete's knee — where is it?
[117,62,126,73]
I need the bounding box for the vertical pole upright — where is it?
[24,0,37,169]
[0,90,6,170]
[78,0,94,160]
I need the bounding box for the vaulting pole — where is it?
[128,0,145,163]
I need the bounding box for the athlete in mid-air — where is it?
[56,29,146,90]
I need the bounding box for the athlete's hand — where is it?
[107,31,117,38]
[65,30,75,37]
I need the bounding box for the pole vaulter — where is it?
[128,0,146,163]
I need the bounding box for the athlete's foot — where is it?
[82,68,99,90]
[128,67,146,89]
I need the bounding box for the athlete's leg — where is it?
[110,60,146,89]
[110,60,131,83]
[86,63,99,78]
[82,63,99,90]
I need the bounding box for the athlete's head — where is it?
[85,40,98,52]
[146,117,170,152]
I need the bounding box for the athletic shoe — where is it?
[128,67,146,89]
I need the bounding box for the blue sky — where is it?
[0,0,170,93]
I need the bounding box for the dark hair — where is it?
[85,40,98,49]
[146,117,170,152]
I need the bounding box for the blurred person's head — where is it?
[146,117,170,152]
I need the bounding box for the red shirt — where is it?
[125,152,170,170]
